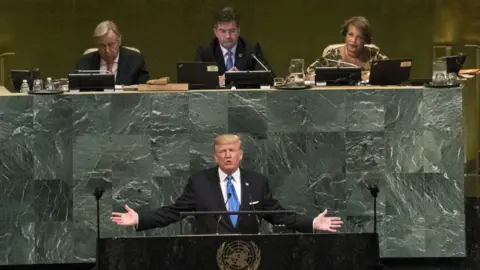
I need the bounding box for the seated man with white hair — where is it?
[75,20,149,85]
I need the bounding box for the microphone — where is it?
[245,182,261,234]
[93,187,105,240]
[216,193,232,234]
[76,69,110,74]
[367,184,382,270]
[368,185,380,234]
[93,187,105,200]
[323,57,360,68]
[93,187,105,270]
[311,57,360,68]
[251,54,270,71]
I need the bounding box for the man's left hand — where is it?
[313,209,343,232]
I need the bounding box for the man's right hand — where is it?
[219,75,226,88]
[111,205,139,226]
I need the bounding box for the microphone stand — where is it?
[368,184,382,270]
[251,54,270,71]
[216,193,232,234]
[93,187,105,270]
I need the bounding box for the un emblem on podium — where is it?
[216,240,261,270]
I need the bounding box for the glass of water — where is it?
[58,78,69,91]
[446,73,457,85]
[432,60,447,85]
[289,59,305,85]
[32,79,43,91]
[273,77,285,86]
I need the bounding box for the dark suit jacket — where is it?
[195,37,274,76]
[137,167,313,234]
[75,46,150,85]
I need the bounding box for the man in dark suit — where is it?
[195,7,273,87]
[75,20,149,86]
[111,134,343,234]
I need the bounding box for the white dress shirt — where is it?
[100,54,119,79]
[220,44,237,69]
[218,167,241,205]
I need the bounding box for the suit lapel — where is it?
[92,52,101,70]
[213,41,227,74]
[235,169,251,230]
[116,48,127,85]
[239,170,249,211]
[235,40,247,71]
[212,170,227,212]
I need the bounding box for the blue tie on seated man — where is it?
[194,7,274,88]
[111,134,343,234]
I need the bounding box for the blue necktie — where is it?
[226,175,240,226]
[226,51,234,71]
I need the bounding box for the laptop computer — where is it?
[402,55,466,86]
[369,59,412,85]
[9,70,33,92]
[225,70,274,88]
[176,62,219,90]
[442,54,467,74]
[68,71,115,91]
[315,67,361,86]
[9,68,44,92]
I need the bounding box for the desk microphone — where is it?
[245,182,261,234]
[309,57,360,69]
[76,69,109,74]
[322,57,360,68]
[251,54,270,71]
[216,193,232,234]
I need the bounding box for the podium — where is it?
[97,233,379,270]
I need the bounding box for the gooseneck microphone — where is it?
[251,54,270,71]
[321,57,359,68]
[216,193,232,234]
[245,182,261,234]
[309,56,360,70]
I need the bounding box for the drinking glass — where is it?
[446,72,457,85]
[32,79,43,91]
[273,77,285,86]
[432,60,447,85]
[289,59,305,85]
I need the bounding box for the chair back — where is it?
[82,46,140,55]
[322,43,380,57]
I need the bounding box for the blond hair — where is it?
[93,20,121,43]
[214,134,242,149]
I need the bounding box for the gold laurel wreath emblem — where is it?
[216,240,261,270]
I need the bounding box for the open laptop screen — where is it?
[176,62,219,90]
[369,59,412,86]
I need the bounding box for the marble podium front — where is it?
[0,87,464,264]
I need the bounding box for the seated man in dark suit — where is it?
[195,7,273,88]
[75,20,149,86]
[111,134,343,234]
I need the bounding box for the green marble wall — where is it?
[0,88,464,264]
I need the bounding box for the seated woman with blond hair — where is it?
[306,16,388,81]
